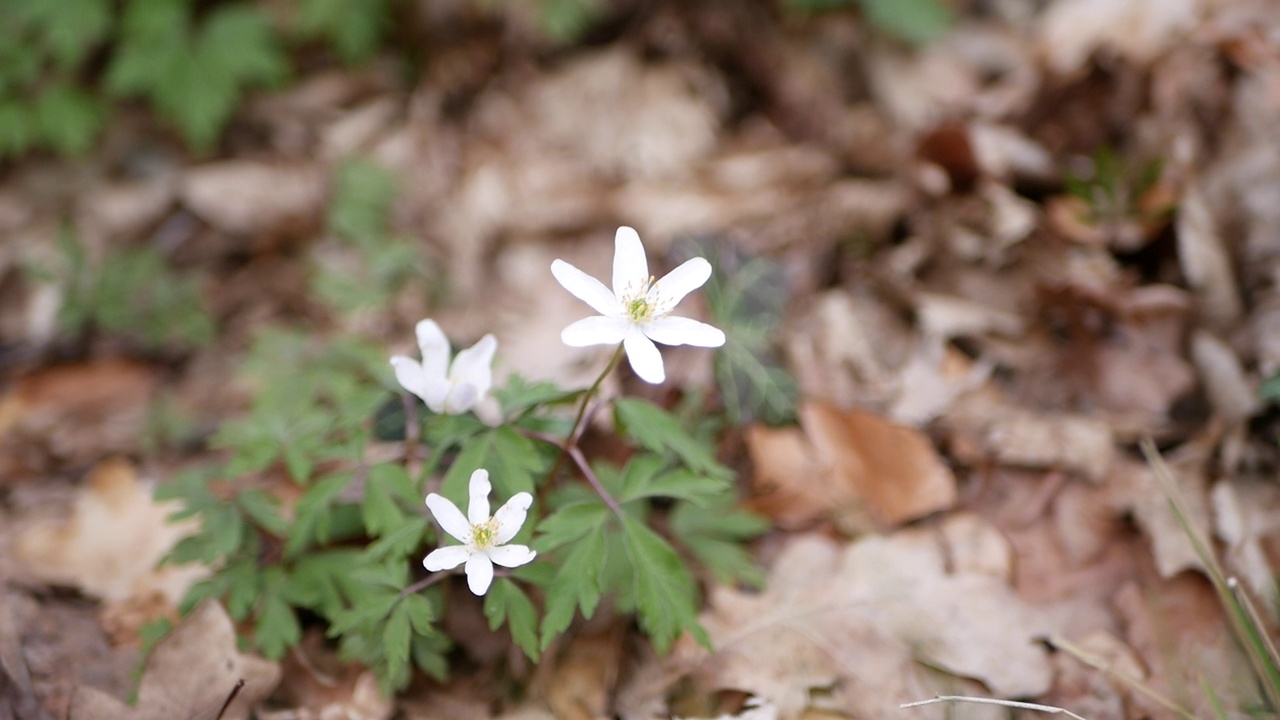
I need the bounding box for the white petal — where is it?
[467,469,491,524]
[425,493,472,543]
[414,319,451,383]
[449,334,497,399]
[423,545,470,571]
[623,330,665,384]
[652,257,712,314]
[441,382,479,414]
[487,544,536,568]
[644,316,726,348]
[493,491,533,544]
[561,316,630,347]
[465,552,494,595]
[613,226,649,298]
[552,259,621,317]
[390,356,427,400]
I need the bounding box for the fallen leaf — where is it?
[0,360,158,482]
[1037,0,1201,76]
[180,161,326,239]
[1190,330,1259,422]
[14,457,203,605]
[67,601,280,720]
[948,398,1115,483]
[640,516,1053,720]
[747,402,957,529]
[1111,446,1213,578]
[1176,183,1244,330]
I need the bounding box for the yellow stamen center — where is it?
[471,519,499,549]
[623,276,660,323]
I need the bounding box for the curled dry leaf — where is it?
[635,516,1052,720]
[1110,448,1213,578]
[1037,0,1201,76]
[1176,183,1244,330]
[14,456,204,605]
[68,601,280,720]
[747,401,957,529]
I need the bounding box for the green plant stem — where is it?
[538,345,626,513]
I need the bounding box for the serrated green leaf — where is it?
[365,516,429,562]
[441,425,548,502]
[33,82,101,156]
[237,489,289,536]
[329,158,397,243]
[617,455,730,506]
[614,398,730,480]
[295,0,392,64]
[255,589,302,659]
[363,463,412,537]
[494,375,579,418]
[0,99,34,158]
[383,600,412,676]
[484,578,540,660]
[534,501,609,553]
[540,527,606,649]
[224,559,262,620]
[402,592,438,636]
[619,515,708,652]
[285,473,354,556]
[670,500,768,588]
[412,632,450,681]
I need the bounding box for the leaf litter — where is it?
[4,0,1280,718]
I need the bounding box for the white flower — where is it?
[551,226,725,384]
[391,319,497,415]
[423,469,536,596]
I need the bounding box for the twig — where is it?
[1050,634,1198,720]
[901,695,1089,720]
[212,679,245,720]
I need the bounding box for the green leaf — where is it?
[494,375,579,418]
[613,398,730,481]
[285,473,354,556]
[383,599,413,679]
[441,425,548,501]
[859,0,951,43]
[33,82,102,156]
[620,515,708,652]
[534,501,609,554]
[671,500,769,588]
[616,455,730,506]
[329,157,397,243]
[363,463,413,537]
[0,100,34,157]
[295,0,393,64]
[539,0,603,43]
[255,595,301,659]
[484,578,540,660]
[540,526,607,649]
[237,490,289,536]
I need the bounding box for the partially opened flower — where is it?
[551,226,725,384]
[423,469,536,596]
[390,319,496,415]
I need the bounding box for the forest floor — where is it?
[3,1,1280,719]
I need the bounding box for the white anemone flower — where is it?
[551,226,726,384]
[390,319,496,415]
[423,469,536,596]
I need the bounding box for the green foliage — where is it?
[537,0,604,44]
[680,238,799,425]
[0,0,397,157]
[784,0,951,44]
[312,158,427,314]
[296,0,396,63]
[1064,145,1167,228]
[107,0,287,150]
[41,228,215,349]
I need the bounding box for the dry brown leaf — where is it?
[14,457,203,605]
[1211,478,1280,610]
[546,628,623,720]
[747,402,956,529]
[1176,183,1244,330]
[180,161,326,238]
[1190,330,1259,422]
[67,601,280,720]
[1110,448,1213,579]
[0,359,158,481]
[263,632,394,720]
[643,517,1052,720]
[948,398,1115,483]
